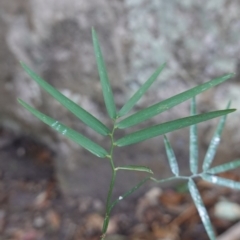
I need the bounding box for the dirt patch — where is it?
[0,126,240,240]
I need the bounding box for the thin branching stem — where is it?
[101,121,117,239]
[150,173,205,184]
[101,121,152,240]
[150,176,188,183]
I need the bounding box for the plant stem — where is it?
[150,176,186,183]
[150,173,205,184]
[100,120,155,239]
[101,122,117,239]
[101,170,116,239]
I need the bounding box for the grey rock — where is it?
[0,0,239,198]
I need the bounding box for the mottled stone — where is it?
[0,0,239,198]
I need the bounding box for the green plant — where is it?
[152,99,240,240]
[18,28,237,240]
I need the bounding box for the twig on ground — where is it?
[217,221,240,240]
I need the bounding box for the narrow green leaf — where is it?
[116,73,234,129]
[118,63,166,117]
[18,99,108,158]
[115,165,153,174]
[163,135,179,176]
[207,160,240,174]
[20,62,110,136]
[190,97,198,174]
[202,102,231,171]
[115,109,235,147]
[202,174,240,190]
[188,179,216,240]
[110,177,150,212]
[92,28,116,119]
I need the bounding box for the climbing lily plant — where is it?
[18,28,238,240]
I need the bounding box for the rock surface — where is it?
[0,0,240,198]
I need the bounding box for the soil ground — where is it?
[0,126,239,240]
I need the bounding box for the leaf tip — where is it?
[227,100,231,108]
[225,72,235,78]
[17,98,25,106]
[92,27,98,39]
[229,108,236,113]
[19,61,28,70]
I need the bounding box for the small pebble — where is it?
[34,216,45,228]
[214,201,240,221]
